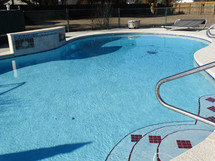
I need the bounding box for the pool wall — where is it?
[7,26,66,56]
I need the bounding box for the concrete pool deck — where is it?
[0,28,215,161]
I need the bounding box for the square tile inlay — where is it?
[149,135,161,143]
[177,140,192,149]
[208,106,215,112]
[206,116,215,122]
[131,135,142,142]
[206,97,215,103]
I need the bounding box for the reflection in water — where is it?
[12,60,18,78]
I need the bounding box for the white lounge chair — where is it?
[162,19,207,30]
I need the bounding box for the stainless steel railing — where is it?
[206,24,215,38]
[156,61,215,127]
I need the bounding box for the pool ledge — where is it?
[194,41,215,80]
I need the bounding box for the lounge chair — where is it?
[162,19,207,30]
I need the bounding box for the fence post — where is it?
[118,8,120,28]
[213,4,215,15]
[66,8,70,32]
[106,8,109,29]
[165,7,168,26]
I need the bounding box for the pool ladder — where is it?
[156,61,215,127]
[206,24,215,38]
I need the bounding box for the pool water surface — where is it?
[0,34,214,161]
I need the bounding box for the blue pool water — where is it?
[0,34,214,161]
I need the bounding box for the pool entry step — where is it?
[106,95,215,161]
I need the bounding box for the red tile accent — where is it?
[208,106,215,112]
[131,135,142,142]
[206,116,215,122]
[206,97,215,103]
[176,140,192,149]
[149,135,161,143]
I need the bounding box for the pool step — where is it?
[106,95,215,161]
[130,126,212,161]
[106,122,212,161]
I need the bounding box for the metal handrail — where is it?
[156,61,215,127]
[206,24,215,38]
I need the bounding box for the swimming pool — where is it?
[0,33,214,161]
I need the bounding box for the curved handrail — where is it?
[206,24,215,38]
[156,61,215,127]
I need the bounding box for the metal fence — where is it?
[23,6,215,32]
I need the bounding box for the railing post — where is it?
[118,8,120,28]
[66,8,70,32]
[213,4,215,15]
